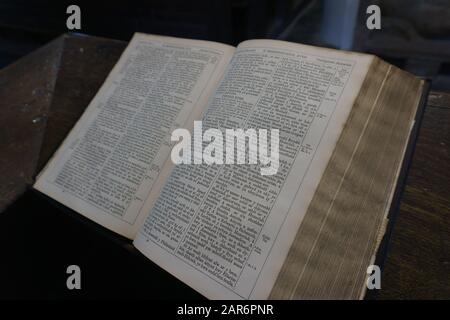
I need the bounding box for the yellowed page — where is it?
[134,39,373,299]
[34,33,234,239]
[269,62,423,299]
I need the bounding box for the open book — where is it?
[34,33,426,299]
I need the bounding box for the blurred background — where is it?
[1,0,450,90]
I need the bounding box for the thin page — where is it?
[133,39,373,298]
[34,33,234,239]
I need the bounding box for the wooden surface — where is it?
[0,33,448,299]
[378,91,450,299]
[0,36,62,212]
[0,34,126,212]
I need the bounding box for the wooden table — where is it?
[0,33,448,299]
[377,91,450,299]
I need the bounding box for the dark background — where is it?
[1,0,449,299]
[2,0,450,90]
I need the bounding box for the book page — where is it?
[34,33,234,239]
[133,39,373,299]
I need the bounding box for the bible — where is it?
[34,33,427,299]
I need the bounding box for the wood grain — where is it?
[0,34,126,212]
[0,36,63,212]
[378,91,450,299]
